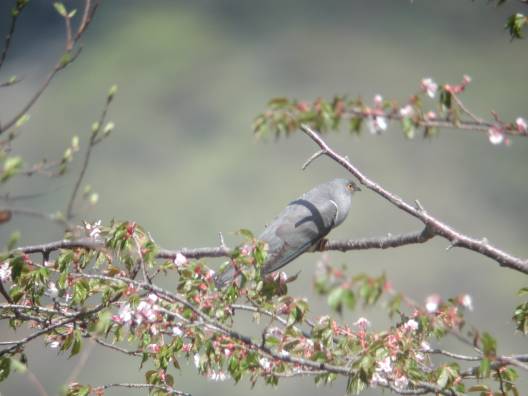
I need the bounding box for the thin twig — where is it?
[65,92,112,220]
[0,0,99,135]
[0,206,71,229]
[94,383,191,396]
[0,0,28,70]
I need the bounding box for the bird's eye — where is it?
[347,183,354,190]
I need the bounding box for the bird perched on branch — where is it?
[215,178,360,287]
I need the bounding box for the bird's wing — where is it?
[260,198,338,274]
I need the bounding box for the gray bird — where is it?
[215,178,360,287]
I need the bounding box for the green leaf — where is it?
[108,84,118,100]
[481,332,496,357]
[53,2,67,16]
[518,287,528,297]
[2,156,23,182]
[439,89,452,110]
[59,52,72,67]
[0,357,11,382]
[505,13,527,40]
[402,117,415,139]
[7,230,21,250]
[327,287,344,313]
[70,330,82,357]
[14,114,30,128]
[479,358,491,378]
[237,229,254,240]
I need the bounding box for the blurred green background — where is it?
[1,0,527,395]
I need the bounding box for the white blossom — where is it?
[172,326,184,337]
[370,371,388,386]
[85,220,102,238]
[173,252,187,268]
[368,116,388,134]
[425,294,441,313]
[420,341,432,352]
[393,375,409,390]
[402,319,419,332]
[194,353,201,368]
[208,370,228,381]
[0,261,10,282]
[353,317,371,328]
[421,78,438,98]
[259,357,271,370]
[399,105,414,117]
[376,356,393,374]
[461,294,474,311]
[488,126,504,145]
[516,117,527,133]
[48,340,60,349]
[117,303,133,324]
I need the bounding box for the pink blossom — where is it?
[425,111,436,120]
[399,105,413,117]
[115,303,133,324]
[488,126,504,145]
[240,244,252,256]
[421,78,438,98]
[146,343,161,353]
[516,117,527,133]
[374,94,383,107]
[173,252,187,268]
[182,343,192,353]
[353,317,371,329]
[462,74,472,85]
[172,326,184,337]
[402,319,419,333]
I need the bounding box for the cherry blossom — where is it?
[0,261,10,282]
[173,252,188,268]
[421,78,438,98]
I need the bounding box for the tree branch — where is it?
[94,383,191,396]
[299,123,528,275]
[65,90,113,220]
[0,0,28,70]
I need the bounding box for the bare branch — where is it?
[0,206,71,229]
[0,0,28,70]
[65,90,113,220]
[94,383,191,396]
[0,1,100,135]
[299,123,528,275]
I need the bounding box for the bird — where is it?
[215,178,360,287]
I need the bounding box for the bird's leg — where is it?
[314,238,329,251]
